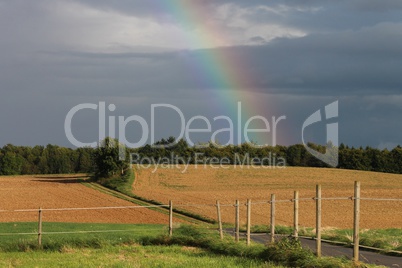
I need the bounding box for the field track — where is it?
[0,175,174,224]
[132,166,402,229]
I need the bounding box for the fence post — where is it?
[235,200,240,242]
[216,200,223,240]
[293,191,299,239]
[246,199,251,246]
[270,194,275,243]
[316,185,322,257]
[38,207,42,247]
[169,200,173,237]
[353,181,361,262]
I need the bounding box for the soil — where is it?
[132,166,402,229]
[0,175,172,224]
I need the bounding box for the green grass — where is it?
[0,223,383,267]
[140,225,372,268]
[240,224,402,253]
[0,222,166,252]
[0,244,283,268]
[320,228,402,252]
[95,169,135,194]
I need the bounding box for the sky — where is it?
[1,0,402,149]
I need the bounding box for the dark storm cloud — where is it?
[250,23,402,95]
[350,0,402,11]
[1,0,402,148]
[45,21,402,97]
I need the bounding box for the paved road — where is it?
[225,231,401,267]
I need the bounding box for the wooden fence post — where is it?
[353,181,361,262]
[216,200,223,240]
[246,199,251,246]
[38,207,42,247]
[316,185,322,257]
[235,200,240,242]
[270,194,275,243]
[293,191,299,239]
[169,200,173,237]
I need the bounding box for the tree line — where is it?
[0,138,401,176]
[135,138,402,174]
[0,144,93,175]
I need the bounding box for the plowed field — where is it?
[133,166,402,229]
[0,175,171,224]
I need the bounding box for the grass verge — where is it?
[0,223,376,267]
[0,222,166,252]
[141,225,373,268]
[0,244,282,268]
[94,169,217,224]
[243,224,402,255]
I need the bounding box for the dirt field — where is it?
[0,175,172,224]
[133,166,402,229]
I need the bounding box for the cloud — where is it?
[248,36,267,45]
[62,0,309,48]
[1,0,402,148]
[7,19,402,99]
[0,0,211,52]
[246,22,402,95]
[350,0,402,12]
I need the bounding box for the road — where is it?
[225,231,401,268]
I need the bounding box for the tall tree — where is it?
[93,137,129,178]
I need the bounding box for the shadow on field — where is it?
[33,175,89,184]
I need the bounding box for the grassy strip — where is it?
[321,228,402,254]
[93,169,217,224]
[0,223,376,267]
[85,182,217,226]
[0,222,166,252]
[0,244,281,268]
[244,224,402,255]
[141,225,372,268]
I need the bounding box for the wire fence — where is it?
[0,181,401,262]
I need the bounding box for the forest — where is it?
[0,138,401,175]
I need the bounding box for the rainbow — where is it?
[159,1,282,146]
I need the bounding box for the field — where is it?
[133,166,402,229]
[1,168,401,234]
[0,170,399,267]
[0,175,175,224]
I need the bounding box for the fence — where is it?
[208,181,402,263]
[1,181,402,263]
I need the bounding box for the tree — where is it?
[391,146,402,174]
[93,137,129,178]
[76,147,94,173]
[0,151,23,175]
[286,144,307,166]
